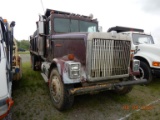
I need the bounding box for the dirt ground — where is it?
[11,54,160,120]
[20,54,30,63]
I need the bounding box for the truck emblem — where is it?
[55,44,62,47]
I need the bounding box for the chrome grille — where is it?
[90,39,131,78]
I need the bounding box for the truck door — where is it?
[0,22,8,99]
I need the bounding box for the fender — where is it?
[134,43,160,69]
[50,56,86,84]
[50,58,65,76]
[134,52,160,69]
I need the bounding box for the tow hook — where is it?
[114,85,123,89]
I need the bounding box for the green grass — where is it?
[18,51,30,54]
[12,62,160,120]
[13,62,44,90]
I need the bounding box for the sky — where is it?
[0,0,160,43]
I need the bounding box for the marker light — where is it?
[68,54,74,60]
[3,19,7,23]
[152,61,160,67]
[130,50,135,60]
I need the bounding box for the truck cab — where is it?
[108,26,159,83]
[0,18,14,119]
[30,9,146,111]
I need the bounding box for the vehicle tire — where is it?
[31,54,36,71]
[49,69,74,111]
[134,61,152,84]
[112,86,133,95]
[3,110,12,120]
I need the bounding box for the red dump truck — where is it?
[30,9,146,111]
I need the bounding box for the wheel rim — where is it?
[50,75,62,103]
[134,67,144,80]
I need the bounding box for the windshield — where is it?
[54,18,98,33]
[132,33,154,45]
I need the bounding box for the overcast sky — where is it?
[0,0,160,43]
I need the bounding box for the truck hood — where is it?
[138,44,160,52]
[135,43,160,67]
[52,32,88,44]
[51,32,131,67]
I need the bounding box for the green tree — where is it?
[16,40,30,50]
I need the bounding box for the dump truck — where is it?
[30,9,147,110]
[0,17,22,120]
[108,26,159,83]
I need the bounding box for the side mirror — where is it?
[10,21,15,27]
[134,46,140,54]
[98,26,102,32]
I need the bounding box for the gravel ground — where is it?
[20,54,30,63]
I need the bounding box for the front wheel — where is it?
[49,69,74,111]
[134,61,152,84]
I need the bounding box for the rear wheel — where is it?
[31,54,36,71]
[49,69,74,111]
[134,61,152,84]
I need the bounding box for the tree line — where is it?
[16,40,30,50]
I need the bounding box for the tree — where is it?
[16,40,29,50]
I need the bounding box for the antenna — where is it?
[40,0,45,12]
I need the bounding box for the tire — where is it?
[31,54,36,71]
[134,61,152,84]
[112,86,133,95]
[49,69,74,111]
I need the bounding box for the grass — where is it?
[18,51,30,54]
[12,62,160,120]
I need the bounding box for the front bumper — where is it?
[152,68,160,77]
[69,79,147,95]
[0,104,8,118]
[0,98,13,119]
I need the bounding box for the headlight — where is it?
[133,59,140,72]
[68,62,81,79]
[70,64,80,70]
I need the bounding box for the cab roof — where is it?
[45,8,89,18]
[108,26,144,33]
